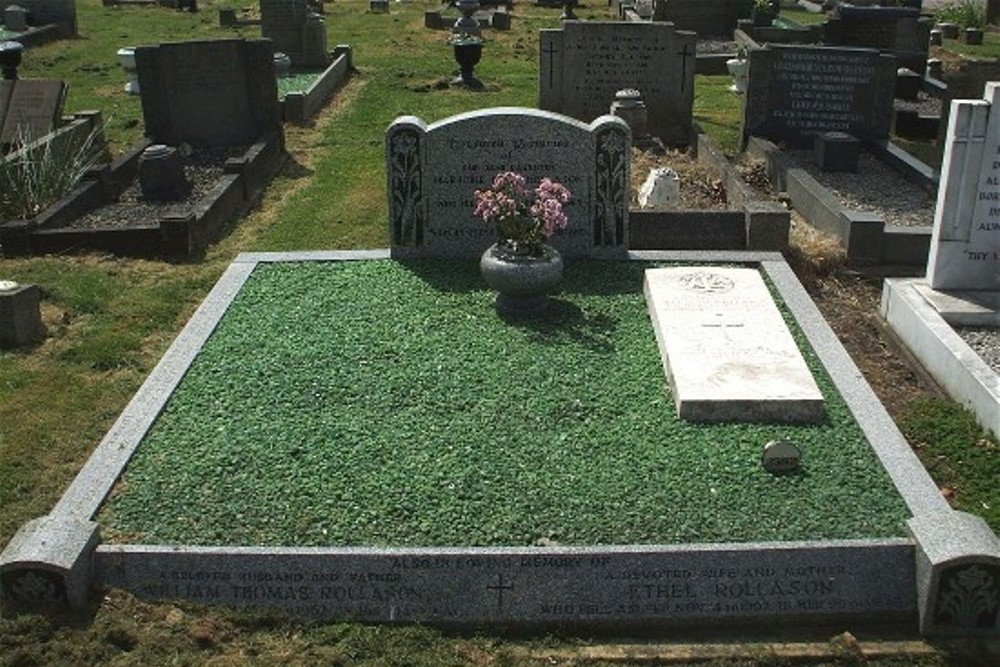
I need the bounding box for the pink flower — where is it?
[473,171,572,254]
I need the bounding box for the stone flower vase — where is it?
[480,242,564,315]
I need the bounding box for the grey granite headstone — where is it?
[909,511,1000,635]
[539,21,695,147]
[3,5,27,32]
[0,79,66,145]
[134,39,280,147]
[742,45,896,149]
[386,107,631,259]
[651,0,749,37]
[0,515,100,609]
[926,82,1000,291]
[260,0,329,68]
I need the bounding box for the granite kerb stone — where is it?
[747,138,933,266]
[880,278,1000,439]
[92,540,917,627]
[0,250,962,626]
[281,46,353,124]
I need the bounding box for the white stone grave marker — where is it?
[644,267,825,424]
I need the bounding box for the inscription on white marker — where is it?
[644,267,825,424]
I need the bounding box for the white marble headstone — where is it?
[926,82,1000,291]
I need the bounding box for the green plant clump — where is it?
[0,123,107,220]
[935,0,987,29]
[99,260,911,548]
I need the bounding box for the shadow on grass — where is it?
[497,297,618,354]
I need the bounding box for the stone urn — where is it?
[480,242,564,315]
[117,47,139,95]
[726,57,748,94]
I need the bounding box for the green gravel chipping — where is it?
[99,260,910,547]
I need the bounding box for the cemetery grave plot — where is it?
[277,46,353,124]
[97,259,910,549]
[48,250,959,629]
[739,42,944,266]
[0,38,287,259]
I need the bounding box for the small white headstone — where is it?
[638,167,680,209]
[762,440,802,474]
[0,280,19,292]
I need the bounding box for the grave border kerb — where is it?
[1,249,980,632]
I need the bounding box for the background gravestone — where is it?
[0,0,77,36]
[135,39,280,147]
[0,79,66,145]
[822,4,931,73]
[926,82,1000,291]
[386,108,631,259]
[260,0,329,68]
[741,44,897,148]
[539,21,695,147]
[651,0,751,37]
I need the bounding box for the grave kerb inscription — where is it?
[94,541,915,627]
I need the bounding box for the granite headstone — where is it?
[742,44,896,148]
[0,79,66,145]
[539,21,695,147]
[134,39,280,147]
[386,107,631,259]
[260,0,329,68]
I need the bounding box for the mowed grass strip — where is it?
[100,260,910,547]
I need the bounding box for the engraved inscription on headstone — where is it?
[644,267,825,424]
[926,82,1000,291]
[742,45,896,148]
[386,108,630,259]
[539,21,695,147]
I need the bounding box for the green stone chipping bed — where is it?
[98,260,910,547]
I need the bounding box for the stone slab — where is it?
[0,79,66,145]
[94,540,916,626]
[0,515,99,608]
[386,108,630,259]
[926,82,1000,291]
[539,21,695,147]
[881,278,999,439]
[644,267,825,424]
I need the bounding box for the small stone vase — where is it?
[480,242,564,315]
